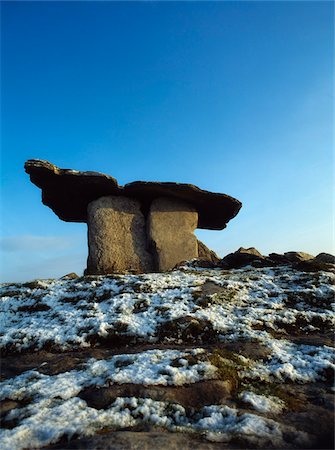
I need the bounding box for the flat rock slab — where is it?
[25,160,242,229]
[87,196,154,274]
[148,197,198,271]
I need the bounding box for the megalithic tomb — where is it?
[25,159,242,274]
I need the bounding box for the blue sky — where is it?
[1,1,333,282]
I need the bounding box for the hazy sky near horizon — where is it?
[1,1,333,282]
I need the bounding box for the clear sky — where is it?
[1,1,334,282]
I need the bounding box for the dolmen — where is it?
[25,160,242,274]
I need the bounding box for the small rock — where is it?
[0,399,20,418]
[60,273,79,280]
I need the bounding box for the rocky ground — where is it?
[0,254,334,449]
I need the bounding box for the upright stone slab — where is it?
[86,196,154,274]
[148,197,198,271]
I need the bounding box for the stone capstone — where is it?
[24,159,242,229]
[86,196,154,274]
[148,197,198,271]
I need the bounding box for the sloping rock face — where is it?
[197,240,220,264]
[86,196,154,274]
[148,198,198,271]
[24,160,242,230]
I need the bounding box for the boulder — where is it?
[220,247,264,269]
[284,252,314,263]
[148,197,198,272]
[25,160,242,229]
[86,196,154,274]
[314,253,335,264]
[197,240,220,264]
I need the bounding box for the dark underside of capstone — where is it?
[25,159,242,274]
[24,159,242,230]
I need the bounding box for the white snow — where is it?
[1,267,334,352]
[0,348,216,404]
[243,339,335,383]
[240,391,285,413]
[0,396,309,450]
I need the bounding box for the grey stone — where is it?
[86,196,154,274]
[148,197,198,271]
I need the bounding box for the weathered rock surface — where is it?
[86,196,154,274]
[25,159,242,229]
[148,197,198,271]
